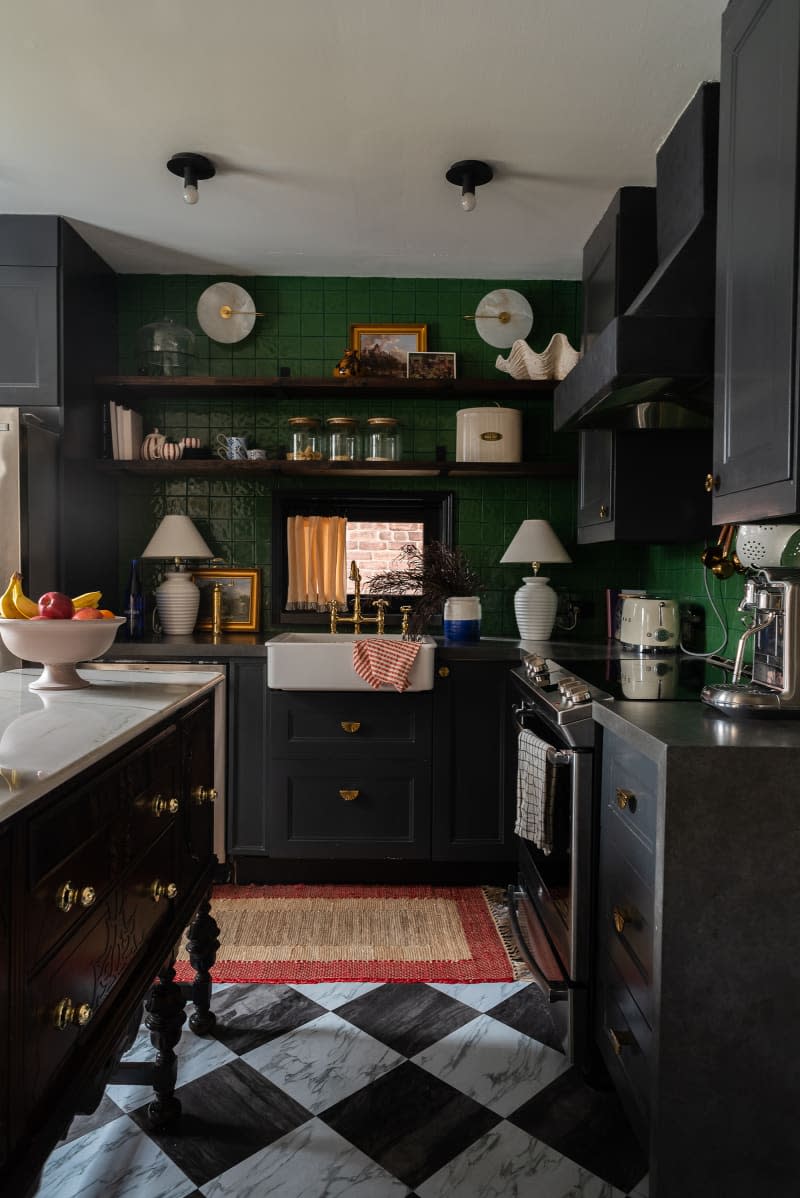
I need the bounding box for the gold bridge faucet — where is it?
[329,561,389,634]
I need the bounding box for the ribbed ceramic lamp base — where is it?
[155,572,201,635]
[513,576,558,640]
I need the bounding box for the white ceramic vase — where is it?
[155,571,201,635]
[513,576,558,640]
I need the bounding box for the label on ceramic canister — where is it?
[481,431,502,441]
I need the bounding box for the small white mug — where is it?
[216,433,248,460]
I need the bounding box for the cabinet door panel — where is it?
[577,430,613,530]
[713,0,800,519]
[228,662,269,855]
[0,831,9,1168]
[0,268,59,406]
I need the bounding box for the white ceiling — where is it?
[1,0,725,278]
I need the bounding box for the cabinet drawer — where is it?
[269,759,430,858]
[269,691,432,757]
[23,827,176,1114]
[603,732,658,853]
[599,840,655,1025]
[596,956,652,1139]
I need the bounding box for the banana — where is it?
[0,572,24,619]
[11,576,38,619]
[72,590,102,611]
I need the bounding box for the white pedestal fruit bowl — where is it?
[0,617,125,690]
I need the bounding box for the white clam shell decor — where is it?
[495,334,581,381]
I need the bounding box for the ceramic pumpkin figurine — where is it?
[161,440,184,461]
[140,428,166,460]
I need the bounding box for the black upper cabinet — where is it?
[577,429,712,544]
[713,0,800,521]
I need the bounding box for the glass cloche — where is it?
[136,318,195,376]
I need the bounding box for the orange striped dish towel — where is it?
[352,638,421,692]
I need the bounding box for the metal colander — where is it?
[735,524,800,568]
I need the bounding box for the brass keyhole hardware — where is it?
[608,1027,634,1056]
[150,880,178,903]
[52,997,93,1030]
[599,504,609,519]
[192,785,218,806]
[615,788,637,813]
[339,789,359,801]
[705,472,720,493]
[612,905,638,935]
[151,794,180,816]
[340,721,361,734]
[56,881,97,913]
[438,666,450,678]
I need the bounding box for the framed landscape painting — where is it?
[407,351,456,380]
[350,323,427,378]
[192,568,261,631]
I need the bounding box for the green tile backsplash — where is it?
[116,273,726,647]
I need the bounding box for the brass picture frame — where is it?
[192,568,261,632]
[350,323,428,377]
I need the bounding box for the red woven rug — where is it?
[174,884,517,984]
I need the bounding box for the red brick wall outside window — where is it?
[345,521,423,594]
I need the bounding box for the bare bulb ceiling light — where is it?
[446,159,493,212]
[167,152,216,205]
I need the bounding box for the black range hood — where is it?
[553,82,720,431]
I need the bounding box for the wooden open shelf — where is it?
[96,458,575,480]
[95,375,555,399]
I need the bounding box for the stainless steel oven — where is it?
[507,657,612,1068]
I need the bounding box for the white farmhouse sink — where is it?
[266,632,436,691]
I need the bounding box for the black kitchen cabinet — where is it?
[577,428,712,543]
[0,216,118,604]
[431,659,515,861]
[712,0,800,521]
[227,660,271,856]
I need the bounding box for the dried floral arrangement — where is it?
[367,541,484,637]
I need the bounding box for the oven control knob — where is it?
[560,680,591,704]
[557,675,577,692]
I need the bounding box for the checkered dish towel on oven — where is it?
[515,728,557,855]
[352,638,421,692]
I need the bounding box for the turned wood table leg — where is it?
[184,891,220,1035]
[144,961,186,1128]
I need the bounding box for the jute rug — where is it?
[174,884,530,984]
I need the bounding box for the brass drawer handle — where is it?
[53,997,93,1030]
[339,789,359,801]
[340,721,361,733]
[616,788,637,812]
[705,472,720,493]
[151,794,180,816]
[150,880,178,903]
[612,904,638,935]
[438,666,450,678]
[599,504,608,519]
[608,1026,634,1056]
[56,881,97,913]
[192,785,218,805]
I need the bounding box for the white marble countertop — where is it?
[0,663,224,824]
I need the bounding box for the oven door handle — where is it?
[506,884,570,1002]
[512,708,574,766]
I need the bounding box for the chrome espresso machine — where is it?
[702,568,800,715]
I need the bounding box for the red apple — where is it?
[72,608,104,620]
[37,592,75,620]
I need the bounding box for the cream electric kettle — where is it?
[617,595,679,652]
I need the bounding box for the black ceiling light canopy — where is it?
[445,159,493,212]
[167,152,216,205]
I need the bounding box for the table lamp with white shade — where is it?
[500,519,571,639]
[141,514,213,634]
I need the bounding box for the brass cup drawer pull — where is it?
[151,794,180,816]
[608,1026,634,1056]
[612,904,639,935]
[192,785,218,805]
[56,881,97,913]
[150,880,178,903]
[438,666,450,678]
[340,721,361,734]
[616,788,637,812]
[339,789,359,801]
[52,997,94,1031]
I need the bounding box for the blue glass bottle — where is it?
[123,558,145,640]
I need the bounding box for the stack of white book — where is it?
[108,401,143,460]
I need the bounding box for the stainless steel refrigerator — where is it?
[0,407,60,671]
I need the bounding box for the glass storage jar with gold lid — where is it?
[287,416,323,461]
[326,416,361,461]
[365,416,402,462]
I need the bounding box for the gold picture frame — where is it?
[350,323,428,378]
[192,568,261,632]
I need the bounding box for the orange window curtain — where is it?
[286,516,347,611]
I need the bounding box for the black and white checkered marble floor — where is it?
[34,981,649,1198]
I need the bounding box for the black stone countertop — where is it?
[593,698,800,757]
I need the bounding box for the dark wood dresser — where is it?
[0,679,221,1197]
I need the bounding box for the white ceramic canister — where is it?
[443,596,481,643]
[456,407,522,462]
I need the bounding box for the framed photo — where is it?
[350,323,427,378]
[192,568,261,632]
[407,351,457,380]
